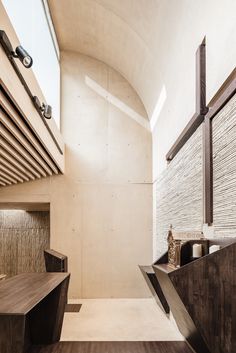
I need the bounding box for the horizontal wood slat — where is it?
[0,42,64,172]
[0,125,47,177]
[0,164,24,183]
[0,109,53,176]
[0,91,58,174]
[0,156,29,181]
[0,88,62,187]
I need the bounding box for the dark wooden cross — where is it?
[165,38,236,225]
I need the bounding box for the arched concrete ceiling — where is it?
[48,0,166,119]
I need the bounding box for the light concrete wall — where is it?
[48,0,236,172]
[0,52,152,298]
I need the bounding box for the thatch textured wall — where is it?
[0,211,49,277]
[213,94,236,237]
[154,126,203,258]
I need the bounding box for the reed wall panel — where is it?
[0,211,49,277]
[213,93,236,237]
[154,126,203,258]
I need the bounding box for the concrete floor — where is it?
[61,298,183,341]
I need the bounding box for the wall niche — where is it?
[0,209,50,277]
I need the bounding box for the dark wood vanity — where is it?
[153,238,236,353]
[139,264,169,314]
[0,272,70,353]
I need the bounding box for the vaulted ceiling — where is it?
[48,0,167,119]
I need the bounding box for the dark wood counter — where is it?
[0,273,70,353]
[139,265,169,314]
[153,239,236,353]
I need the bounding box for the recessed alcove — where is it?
[0,202,50,278]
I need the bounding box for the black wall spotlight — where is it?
[0,30,33,68]
[42,103,52,119]
[33,96,52,119]
[15,45,33,68]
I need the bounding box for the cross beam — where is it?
[165,38,236,226]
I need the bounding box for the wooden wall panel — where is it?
[0,211,49,277]
[154,126,203,257]
[213,93,236,236]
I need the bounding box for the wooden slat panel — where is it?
[0,163,23,183]
[213,93,236,236]
[0,91,58,174]
[155,125,203,257]
[0,146,35,180]
[0,126,46,177]
[0,108,53,175]
[0,170,17,184]
[0,176,12,185]
[0,156,29,181]
[0,49,65,172]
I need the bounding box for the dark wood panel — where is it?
[169,242,236,353]
[0,273,70,353]
[0,273,69,314]
[206,68,236,121]
[139,265,169,314]
[28,277,69,344]
[153,264,210,353]
[154,240,236,353]
[65,304,82,313]
[203,117,213,225]
[166,112,205,161]
[44,249,68,273]
[166,39,207,162]
[0,315,27,353]
[30,341,193,353]
[196,38,207,115]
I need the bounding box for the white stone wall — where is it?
[154,126,203,258]
[213,93,236,237]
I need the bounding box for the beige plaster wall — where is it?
[0,52,152,298]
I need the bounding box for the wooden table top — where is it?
[153,263,175,274]
[0,273,70,315]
